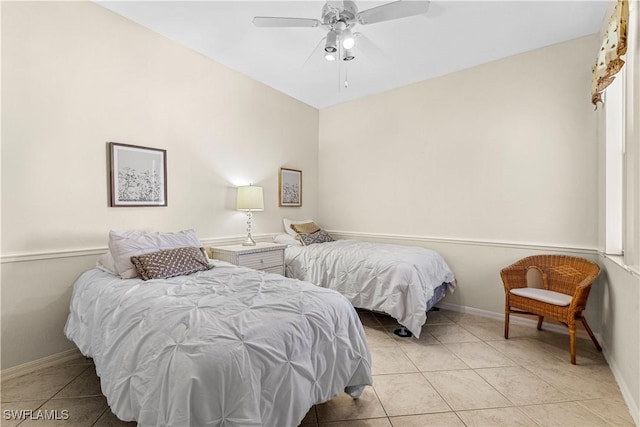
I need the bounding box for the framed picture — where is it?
[109,142,167,207]
[279,167,302,207]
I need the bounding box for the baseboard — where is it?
[436,302,590,340]
[0,348,83,381]
[602,346,640,426]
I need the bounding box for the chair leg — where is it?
[537,316,544,330]
[580,316,602,352]
[504,310,510,339]
[569,327,577,365]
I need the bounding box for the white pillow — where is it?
[273,233,302,246]
[283,218,314,237]
[108,229,202,279]
[96,252,117,275]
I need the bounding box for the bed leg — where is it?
[344,385,365,399]
[394,327,413,338]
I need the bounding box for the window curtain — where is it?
[592,0,628,107]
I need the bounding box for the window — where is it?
[604,70,624,256]
[602,1,640,275]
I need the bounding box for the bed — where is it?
[64,230,372,427]
[276,222,456,338]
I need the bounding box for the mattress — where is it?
[64,263,372,427]
[285,240,456,337]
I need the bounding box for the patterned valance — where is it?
[592,0,628,107]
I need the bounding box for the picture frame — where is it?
[279,167,302,207]
[109,142,167,207]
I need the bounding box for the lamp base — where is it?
[242,236,256,246]
[242,211,256,246]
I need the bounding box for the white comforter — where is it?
[285,240,456,338]
[64,263,372,427]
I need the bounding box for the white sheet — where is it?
[285,240,456,338]
[64,263,372,427]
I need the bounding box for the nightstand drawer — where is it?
[208,243,286,276]
[237,251,282,270]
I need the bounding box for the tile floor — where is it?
[1,309,635,426]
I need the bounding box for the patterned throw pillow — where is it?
[298,229,334,246]
[130,247,211,281]
[290,221,321,234]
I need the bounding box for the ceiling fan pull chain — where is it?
[338,55,342,92]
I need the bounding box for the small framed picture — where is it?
[279,167,302,207]
[109,142,167,207]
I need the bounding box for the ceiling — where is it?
[96,1,609,109]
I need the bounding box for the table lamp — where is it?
[236,185,264,246]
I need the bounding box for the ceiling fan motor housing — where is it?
[322,0,358,30]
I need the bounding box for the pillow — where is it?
[96,252,117,275]
[290,221,321,235]
[108,229,202,279]
[130,247,211,281]
[273,233,302,246]
[283,218,314,237]
[298,229,334,246]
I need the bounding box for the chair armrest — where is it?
[569,276,597,311]
[500,265,528,292]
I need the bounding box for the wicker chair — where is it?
[501,255,601,364]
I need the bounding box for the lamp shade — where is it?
[236,185,264,211]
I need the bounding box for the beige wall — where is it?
[319,36,598,248]
[1,1,319,369]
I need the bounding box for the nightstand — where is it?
[208,242,287,275]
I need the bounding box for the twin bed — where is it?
[276,220,456,337]
[65,230,371,426]
[284,239,455,337]
[65,225,455,426]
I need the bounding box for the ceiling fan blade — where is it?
[353,32,390,63]
[253,16,322,28]
[357,1,430,25]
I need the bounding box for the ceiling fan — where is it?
[253,0,430,62]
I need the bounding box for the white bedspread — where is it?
[64,264,372,427]
[285,240,456,338]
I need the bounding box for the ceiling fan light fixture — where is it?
[341,28,355,49]
[325,30,338,53]
[343,49,355,61]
